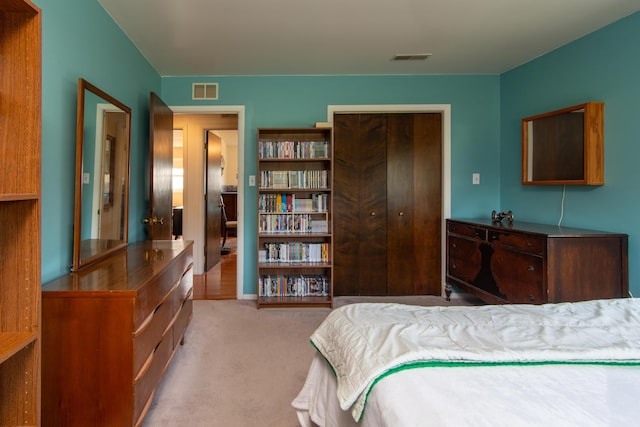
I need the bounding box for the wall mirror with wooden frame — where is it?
[72,78,131,271]
[522,102,604,186]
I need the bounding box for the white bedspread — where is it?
[309,298,640,421]
[293,351,640,427]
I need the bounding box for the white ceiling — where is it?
[98,0,639,77]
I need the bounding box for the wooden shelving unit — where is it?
[0,0,42,425]
[257,128,333,308]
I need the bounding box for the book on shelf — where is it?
[258,274,329,297]
[259,170,328,190]
[259,213,317,233]
[258,194,328,213]
[261,242,329,263]
[311,219,328,233]
[258,140,329,159]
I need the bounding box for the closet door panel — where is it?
[358,114,388,295]
[386,114,415,294]
[334,114,363,295]
[413,113,443,295]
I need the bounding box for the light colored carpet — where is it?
[143,295,480,426]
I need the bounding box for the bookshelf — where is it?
[0,0,42,425]
[257,128,333,308]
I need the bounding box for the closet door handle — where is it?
[398,211,404,216]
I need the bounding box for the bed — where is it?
[292,298,640,426]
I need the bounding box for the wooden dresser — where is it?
[42,240,194,427]
[446,219,628,304]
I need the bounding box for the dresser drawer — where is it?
[133,289,176,376]
[134,251,192,328]
[174,263,193,312]
[173,296,193,348]
[133,327,174,423]
[447,236,482,282]
[448,221,486,240]
[488,230,545,255]
[491,246,545,303]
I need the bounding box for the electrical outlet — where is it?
[472,173,480,185]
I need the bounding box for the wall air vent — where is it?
[392,53,431,61]
[192,83,218,100]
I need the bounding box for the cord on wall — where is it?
[558,185,566,226]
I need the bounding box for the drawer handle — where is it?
[134,308,156,337]
[527,242,533,247]
[369,211,376,217]
[134,348,155,384]
[452,264,457,270]
[452,243,457,248]
[528,265,535,271]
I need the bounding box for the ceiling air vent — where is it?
[192,83,218,100]
[392,53,431,61]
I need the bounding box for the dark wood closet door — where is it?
[386,113,415,294]
[334,112,442,296]
[417,113,443,295]
[334,114,388,295]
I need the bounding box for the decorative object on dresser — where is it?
[257,127,333,308]
[0,1,42,425]
[522,102,604,186]
[491,210,513,224]
[446,218,628,304]
[41,240,194,427]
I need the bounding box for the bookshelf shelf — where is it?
[257,295,332,308]
[257,127,333,308]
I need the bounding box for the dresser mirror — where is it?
[72,78,131,271]
[522,102,604,185]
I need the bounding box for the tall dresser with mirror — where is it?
[41,79,194,426]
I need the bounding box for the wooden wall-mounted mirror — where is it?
[72,78,131,271]
[522,102,604,185]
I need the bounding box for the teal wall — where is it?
[36,0,639,297]
[500,11,640,295]
[161,75,501,294]
[36,0,160,283]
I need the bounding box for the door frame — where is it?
[327,104,451,297]
[171,105,245,300]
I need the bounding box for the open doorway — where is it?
[173,113,239,300]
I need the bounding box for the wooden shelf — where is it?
[258,232,330,237]
[257,295,332,308]
[258,262,332,269]
[0,332,38,364]
[258,157,331,162]
[0,193,40,202]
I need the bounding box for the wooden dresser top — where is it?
[449,218,627,238]
[42,240,194,296]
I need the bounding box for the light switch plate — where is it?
[472,173,480,185]
[249,175,256,186]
